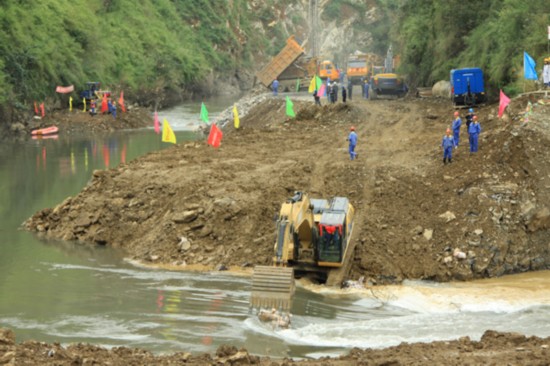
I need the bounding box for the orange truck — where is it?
[346,53,384,85]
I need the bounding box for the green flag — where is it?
[286,96,295,118]
[316,75,323,90]
[200,102,209,123]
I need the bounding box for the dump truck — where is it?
[450,67,486,106]
[255,36,339,92]
[256,36,306,90]
[347,53,383,85]
[250,191,356,311]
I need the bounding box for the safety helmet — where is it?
[469,108,474,113]
[473,115,478,120]
[454,111,459,117]
[350,126,355,131]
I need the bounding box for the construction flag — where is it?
[207,123,223,148]
[154,111,160,134]
[69,96,73,112]
[118,91,126,112]
[233,104,240,129]
[524,51,538,80]
[308,77,316,93]
[39,103,45,118]
[101,94,108,114]
[498,89,511,118]
[162,119,177,144]
[316,75,323,89]
[200,102,209,123]
[318,83,326,97]
[34,102,39,115]
[285,96,295,118]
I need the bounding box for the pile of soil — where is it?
[1,328,549,365]
[24,94,550,284]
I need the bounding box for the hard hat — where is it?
[469,108,474,113]
[350,126,355,131]
[454,111,459,117]
[446,128,451,134]
[473,115,478,120]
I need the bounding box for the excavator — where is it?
[250,192,355,312]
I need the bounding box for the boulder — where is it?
[432,80,451,99]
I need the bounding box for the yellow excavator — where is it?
[250,192,356,311]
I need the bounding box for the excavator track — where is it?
[250,266,295,312]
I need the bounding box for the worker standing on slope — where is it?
[347,126,358,160]
[272,78,279,96]
[452,111,462,147]
[468,115,482,154]
[465,108,475,132]
[441,128,455,164]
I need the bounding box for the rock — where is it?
[423,229,433,240]
[173,210,199,224]
[525,207,550,232]
[453,248,467,259]
[0,328,15,344]
[178,237,191,251]
[432,80,451,98]
[474,229,483,236]
[443,256,453,264]
[439,211,456,223]
[412,225,423,235]
[150,255,159,261]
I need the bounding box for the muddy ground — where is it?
[17,91,550,364]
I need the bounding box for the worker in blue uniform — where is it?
[347,126,358,160]
[441,128,455,164]
[452,111,462,147]
[468,115,481,153]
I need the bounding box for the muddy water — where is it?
[1,95,550,359]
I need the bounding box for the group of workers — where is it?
[441,108,481,164]
[345,108,482,163]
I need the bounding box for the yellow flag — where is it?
[233,104,240,129]
[69,96,73,112]
[308,76,316,93]
[162,119,177,144]
[82,98,86,112]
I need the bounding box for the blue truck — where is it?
[450,68,486,106]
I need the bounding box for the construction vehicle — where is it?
[450,68,486,106]
[255,36,339,92]
[250,192,356,311]
[368,46,408,100]
[79,82,111,104]
[347,53,383,85]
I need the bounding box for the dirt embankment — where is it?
[2,328,549,365]
[24,94,550,284]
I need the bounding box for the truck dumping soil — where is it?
[19,92,550,364]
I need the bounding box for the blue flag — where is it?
[524,51,538,80]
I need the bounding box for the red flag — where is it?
[101,94,108,114]
[39,103,45,118]
[34,102,39,115]
[154,111,160,134]
[55,85,74,93]
[118,91,126,112]
[207,123,223,148]
[498,89,511,118]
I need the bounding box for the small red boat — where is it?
[31,125,59,136]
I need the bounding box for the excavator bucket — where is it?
[250,266,295,312]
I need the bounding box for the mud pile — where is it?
[23,95,550,285]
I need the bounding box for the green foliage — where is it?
[0,0,265,109]
[378,0,550,92]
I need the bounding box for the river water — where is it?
[1,95,549,359]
